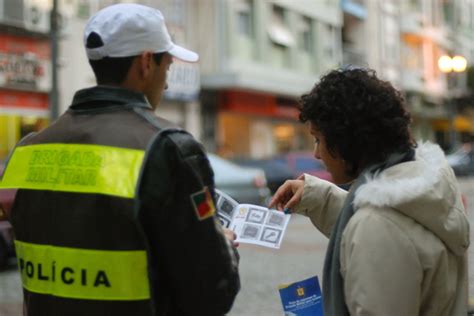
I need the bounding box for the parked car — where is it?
[232,158,296,194]
[208,154,271,206]
[0,164,16,269]
[447,143,474,176]
[272,151,332,182]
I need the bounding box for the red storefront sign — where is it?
[0,34,50,91]
[0,88,48,111]
[220,90,299,120]
[0,34,50,58]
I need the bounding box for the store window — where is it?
[273,124,295,153]
[20,116,48,138]
[218,113,251,158]
[0,114,48,162]
[273,123,313,154]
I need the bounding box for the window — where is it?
[273,6,284,24]
[77,0,91,19]
[234,0,255,60]
[470,1,474,29]
[431,0,441,26]
[268,5,293,67]
[324,24,335,59]
[460,0,470,26]
[402,38,422,70]
[235,0,253,37]
[268,5,294,47]
[298,16,313,53]
[382,15,399,63]
[408,0,419,11]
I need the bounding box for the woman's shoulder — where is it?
[344,205,453,260]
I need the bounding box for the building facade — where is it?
[191,0,343,158]
[398,0,453,146]
[342,0,469,149]
[1,0,471,162]
[448,0,474,145]
[0,0,52,162]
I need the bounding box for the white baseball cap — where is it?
[84,3,198,62]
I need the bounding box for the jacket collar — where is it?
[70,86,152,111]
[354,142,449,209]
[353,141,469,256]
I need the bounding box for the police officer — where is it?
[1,4,240,315]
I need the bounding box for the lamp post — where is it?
[438,54,467,150]
[50,0,59,121]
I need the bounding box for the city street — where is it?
[0,178,473,315]
[0,0,473,315]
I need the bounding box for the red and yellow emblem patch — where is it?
[190,187,216,220]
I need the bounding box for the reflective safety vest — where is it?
[0,105,174,315]
[1,143,145,199]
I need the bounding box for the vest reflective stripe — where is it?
[15,240,150,301]
[0,144,145,198]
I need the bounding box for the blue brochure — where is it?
[278,276,324,316]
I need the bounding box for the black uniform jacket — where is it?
[9,86,240,316]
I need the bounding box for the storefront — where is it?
[216,90,312,159]
[0,34,50,162]
[432,115,474,148]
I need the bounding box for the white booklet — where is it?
[214,189,290,249]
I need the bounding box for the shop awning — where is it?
[431,116,473,132]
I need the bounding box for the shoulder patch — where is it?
[190,187,216,221]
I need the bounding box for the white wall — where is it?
[58,17,95,114]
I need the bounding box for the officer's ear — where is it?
[137,51,154,81]
[120,52,153,91]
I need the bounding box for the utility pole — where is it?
[50,0,59,121]
[447,74,457,150]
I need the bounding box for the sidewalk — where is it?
[1,178,474,316]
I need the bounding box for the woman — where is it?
[270,68,469,316]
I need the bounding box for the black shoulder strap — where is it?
[132,106,162,129]
[131,105,178,131]
[132,105,193,219]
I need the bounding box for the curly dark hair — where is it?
[300,68,414,177]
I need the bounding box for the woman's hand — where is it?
[269,177,305,212]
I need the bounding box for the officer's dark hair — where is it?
[86,32,165,85]
[300,67,414,177]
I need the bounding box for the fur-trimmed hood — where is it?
[353,142,469,256]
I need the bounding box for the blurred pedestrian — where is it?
[0,4,239,316]
[270,68,469,316]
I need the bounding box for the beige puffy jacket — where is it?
[294,142,470,316]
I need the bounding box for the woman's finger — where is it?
[284,187,303,210]
[269,181,292,210]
